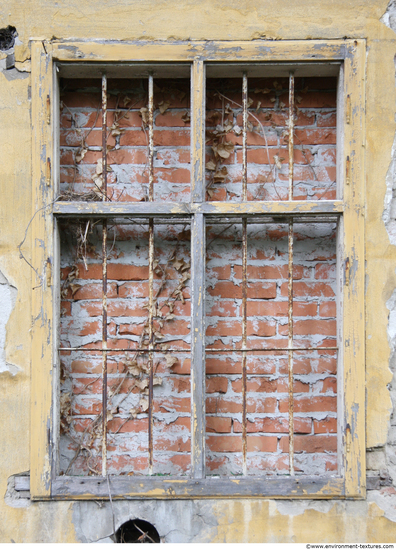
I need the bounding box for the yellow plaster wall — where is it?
[0,0,395,542]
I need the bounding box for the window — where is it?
[30,39,365,499]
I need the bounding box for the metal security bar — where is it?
[101,73,108,477]
[56,64,342,485]
[288,71,295,476]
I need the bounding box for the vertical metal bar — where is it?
[288,72,295,201]
[191,60,206,203]
[241,72,248,475]
[101,73,108,477]
[288,220,294,476]
[148,74,154,474]
[191,213,206,478]
[148,74,154,202]
[148,219,154,474]
[288,72,295,476]
[242,72,248,202]
[242,218,248,476]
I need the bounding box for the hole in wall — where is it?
[116,519,160,543]
[0,26,17,50]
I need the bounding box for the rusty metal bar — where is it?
[242,72,248,202]
[242,218,248,476]
[58,346,338,353]
[148,218,154,475]
[147,74,155,474]
[288,71,294,201]
[288,220,294,476]
[101,73,108,478]
[148,74,154,202]
[241,73,248,475]
[288,71,295,477]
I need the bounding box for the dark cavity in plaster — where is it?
[0,26,17,51]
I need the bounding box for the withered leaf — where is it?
[153,376,163,386]
[136,379,149,390]
[139,398,149,412]
[206,160,216,171]
[274,155,283,170]
[140,107,149,125]
[213,166,228,183]
[233,125,242,136]
[224,122,233,133]
[213,141,234,159]
[158,100,171,114]
[75,147,87,163]
[166,355,178,368]
[70,283,82,296]
[181,111,190,123]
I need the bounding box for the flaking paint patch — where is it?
[0,270,20,376]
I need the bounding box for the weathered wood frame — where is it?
[30,39,365,500]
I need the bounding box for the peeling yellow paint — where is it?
[0,0,396,542]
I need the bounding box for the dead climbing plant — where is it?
[59,217,191,475]
[205,79,321,201]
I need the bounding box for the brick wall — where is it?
[59,76,338,477]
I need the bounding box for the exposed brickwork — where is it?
[59,77,337,478]
[205,77,337,201]
[205,221,337,475]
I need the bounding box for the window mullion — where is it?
[191,212,206,479]
[191,59,205,203]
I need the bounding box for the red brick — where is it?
[207,435,242,452]
[169,453,191,472]
[279,319,336,337]
[313,377,337,394]
[155,435,191,452]
[155,111,191,127]
[156,149,191,165]
[279,395,337,413]
[247,319,277,337]
[107,418,148,433]
[206,357,242,375]
[316,111,337,127]
[247,435,278,452]
[153,397,191,413]
[206,417,232,433]
[247,282,277,299]
[314,417,337,433]
[292,355,337,375]
[281,282,335,298]
[208,265,232,280]
[280,435,337,453]
[246,301,287,317]
[246,396,277,413]
[293,128,337,146]
[208,301,239,317]
[207,281,242,298]
[319,301,337,317]
[231,377,278,393]
[206,396,242,414]
[206,377,228,393]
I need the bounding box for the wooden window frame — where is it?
[30,38,365,500]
